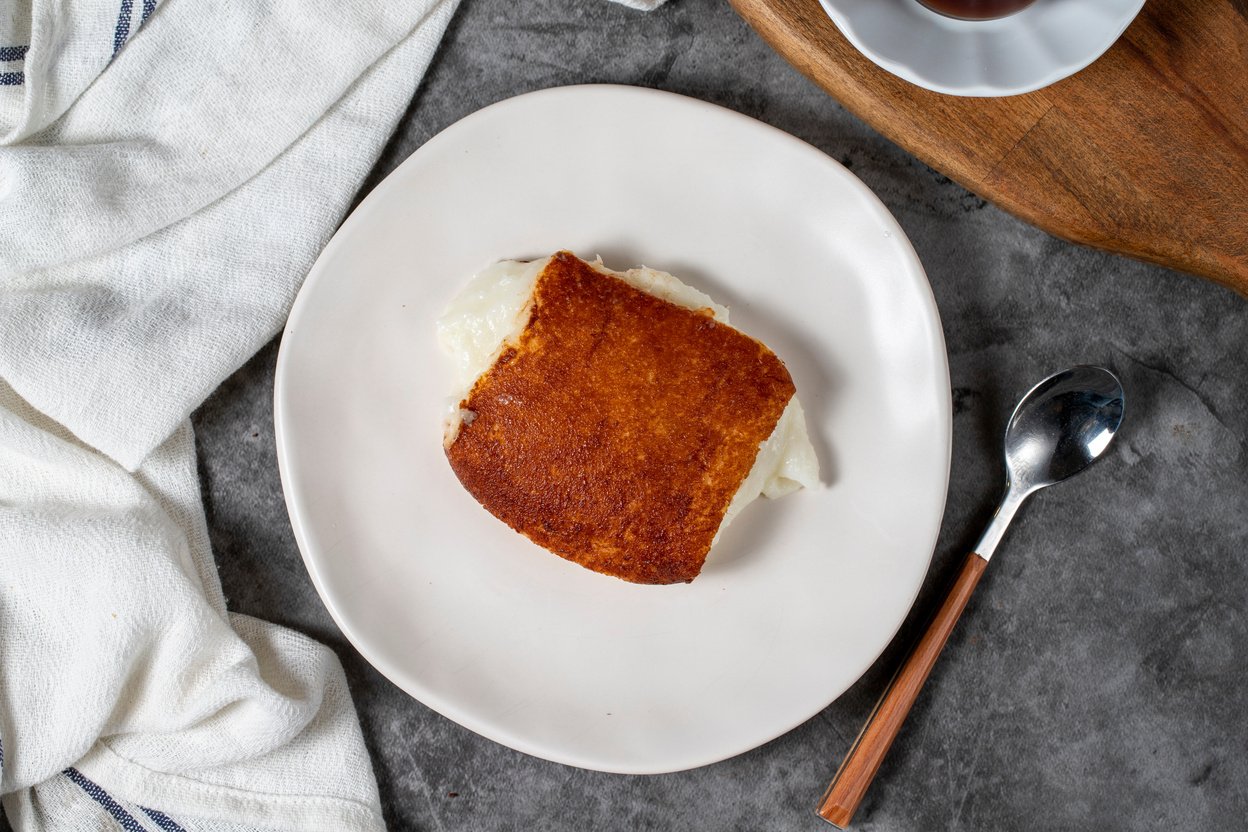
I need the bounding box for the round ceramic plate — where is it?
[275,85,951,774]
[819,0,1144,96]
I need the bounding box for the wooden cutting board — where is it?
[730,0,1248,297]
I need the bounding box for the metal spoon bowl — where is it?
[818,366,1125,828]
[976,365,1125,559]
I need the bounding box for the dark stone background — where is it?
[188,1,1247,830]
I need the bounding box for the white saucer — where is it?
[818,0,1144,96]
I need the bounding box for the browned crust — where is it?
[445,252,796,584]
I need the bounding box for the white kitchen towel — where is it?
[0,0,463,830]
[0,386,385,832]
[0,0,458,469]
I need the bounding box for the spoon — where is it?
[816,366,1125,828]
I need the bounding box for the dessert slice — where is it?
[438,251,818,584]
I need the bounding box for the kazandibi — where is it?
[437,251,818,584]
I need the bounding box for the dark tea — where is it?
[917,0,1038,20]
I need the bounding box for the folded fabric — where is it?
[0,386,384,831]
[0,0,457,829]
[1,0,456,469]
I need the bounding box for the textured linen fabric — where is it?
[0,385,384,831]
[0,0,457,468]
[0,0,457,830]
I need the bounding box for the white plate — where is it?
[819,0,1144,96]
[275,85,951,774]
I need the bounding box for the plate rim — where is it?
[274,83,953,773]
[817,0,1145,97]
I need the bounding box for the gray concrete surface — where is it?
[190,0,1248,830]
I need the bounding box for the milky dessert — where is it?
[438,251,818,584]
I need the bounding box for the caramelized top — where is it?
[445,252,796,584]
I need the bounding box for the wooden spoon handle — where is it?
[816,551,989,828]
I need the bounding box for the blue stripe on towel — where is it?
[140,807,188,832]
[0,45,28,61]
[0,72,23,86]
[142,0,157,23]
[112,0,134,55]
[63,768,147,832]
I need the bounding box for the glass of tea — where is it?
[917,0,1039,20]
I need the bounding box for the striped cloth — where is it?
[0,1,460,831]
